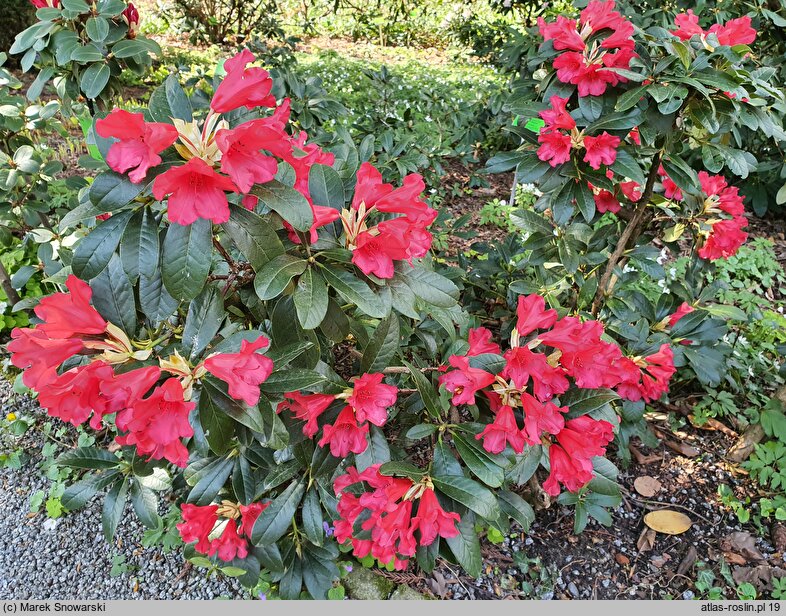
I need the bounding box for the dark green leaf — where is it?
[431,475,501,521]
[71,210,133,280]
[250,478,305,545]
[293,267,329,330]
[360,313,400,373]
[90,254,137,334]
[187,457,234,506]
[250,181,313,232]
[221,205,284,271]
[254,254,307,300]
[162,219,212,301]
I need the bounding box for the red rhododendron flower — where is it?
[373,174,436,226]
[520,393,567,445]
[283,131,335,204]
[668,302,695,327]
[476,405,527,454]
[277,392,336,438]
[615,344,677,402]
[552,51,587,85]
[122,2,140,36]
[30,0,59,6]
[543,416,614,495]
[593,187,621,213]
[502,346,569,401]
[239,502,268,538]
[709,17,756,47]
[344,163,436,277]
[560,338,623,389]
[582,132,620,169]
[177,504,219,554]
[96,110,178,184]
[100,366,162,415]
[116,378,194,467]
[540,96,576,132]
[210,50,275,114]
[177,502,267,561]
[540,1,635,96]
[203,336,274,406]
[672,12,756,47]
[543,443,592,495]
[538,16,584,51]
[333,466,460,569]
[210,519,248,561]
[671,10,704,40]
[377,217,433,259]
[620,181,641,203]
[438,355,496,405]
[215,122,283,193]
[698,216,749,260]
[575,63,618,97]
[638,344,677,402]
[515,293,558,336]
[659,165,683,200]
[34,275,107,339]
[152,157,238,225]
[351,229,408,279]
[628,127,641,146]
[467,327,501,356]
[411,488,461,546]
[37,361,114,429]
[8,328,83,390]
[347,373,398,427]
[539,315,604,352]
[699,171,745,217]
[318,406,369,457]
[582,0,631,37]
[537,130,573,167]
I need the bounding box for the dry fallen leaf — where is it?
[637,527,656,552]
[727,424,765,463]
[688,415,738,438]
[720,531,766,564]
[615,553,630,566]
[634,476,662,497]
[644,510,692,535]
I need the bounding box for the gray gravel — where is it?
[0,379,247,600]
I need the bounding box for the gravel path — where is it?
[0,379,247,600]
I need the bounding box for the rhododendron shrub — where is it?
[481,0,784,461]
[11,0,158,109]
[4,48,681,595]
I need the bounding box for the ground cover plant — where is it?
[0,0,785,602]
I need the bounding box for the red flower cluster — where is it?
[177,501,267,561]
[537,96,620,169]
[29,0,59,7]
[333,465,460,569]
[7,275,199,466]
[438,293,677,495]
[695,172,748,260]
[98,51,336,229]
[659,170,747,260]
[8,275,107,390]
[337,163,438,279]
[671,11,756,47]
[539,1,636,97]
[277,372,398,458]
[96,110,178,184]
